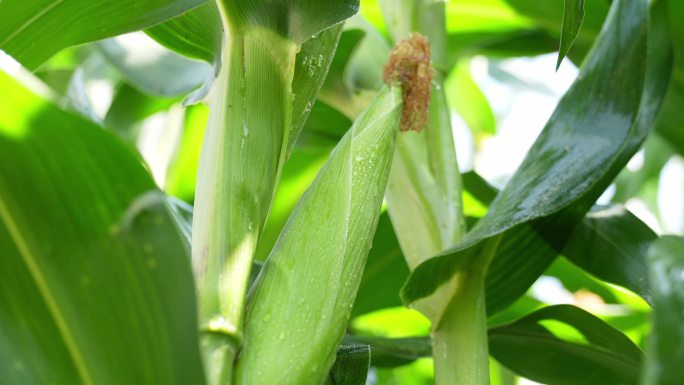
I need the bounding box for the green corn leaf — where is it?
[402,0,673,313]
[642,236,684,385]
[325,345,371,385]
[145,1,222,63]
[235,85,402,385]
[557,0,585,70]
[0,69,205,385]
[489,305,643,385]
[564,205,657,305]
[0,0,206,70]
[503,0,609,65]
[343,335,432,368]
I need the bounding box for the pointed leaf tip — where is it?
[383,33,432,132]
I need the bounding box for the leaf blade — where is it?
[557,0,585,69]
[0,69,205,385]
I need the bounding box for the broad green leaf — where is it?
[145,1,222,63]
[557,0,585,69]
[0,69,205,385]
[0,0,205,70]
[489,305,643,385]
[642,236,684,385]
[564,205,657,305]
[460,172,658,312]
[325,345,371,385]
[97,33,212,97]
[236,85,402,385]
[402,0,672,311]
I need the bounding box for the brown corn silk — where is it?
[383,33,432,132]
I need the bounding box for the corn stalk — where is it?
[380,1,484,384]
[192,1,358,383]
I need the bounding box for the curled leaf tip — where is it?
[383,33,432,132]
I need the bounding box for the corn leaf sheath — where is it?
[191,1,358,383]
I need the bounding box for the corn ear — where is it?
[381,0,466,324]
[235,84,402,385]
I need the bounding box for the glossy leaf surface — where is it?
[0,70,205,385]
[402,0,672,308]
[0,0,205,70]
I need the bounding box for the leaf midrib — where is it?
[0,194,94,385]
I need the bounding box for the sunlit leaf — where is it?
[0,0,205,70]
[145,1,222,63]
[0,69,205,385]
[402,0,673,314]
[490,305,643,385]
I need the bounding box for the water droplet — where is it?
[278,332,285,340]
[263,313,271,323]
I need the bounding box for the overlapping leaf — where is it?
[0,70,205,385]
[0,0,205,69]
[643,236,684,385]
[402,0,673,317]
[490,305,643,385]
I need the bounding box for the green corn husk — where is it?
[234,83,403,385]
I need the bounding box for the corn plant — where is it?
[0,0,683,385]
